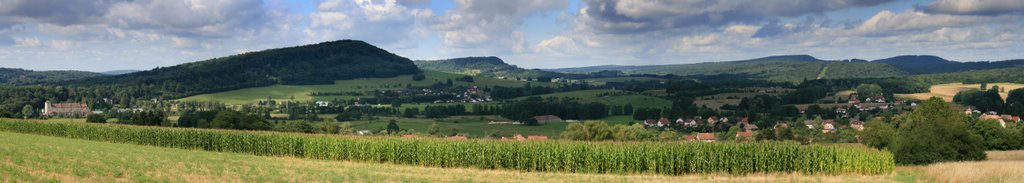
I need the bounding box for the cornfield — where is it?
[0,120,894,175]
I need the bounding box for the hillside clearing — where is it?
[896,82,1024,102]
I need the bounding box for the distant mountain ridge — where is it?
[871,55,1024,74]
[101,70,141,75]
[546,54,1023,83]
[71,40,421,99]
[0,68,103,85]
[416,56,563,79]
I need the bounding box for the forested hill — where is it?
[71,40,421,99]
[0,68,103,85]
[415,56,563,79]
[872,55,1024,74]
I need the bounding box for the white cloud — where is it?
[920,0,1024,16]
[13,37,39,47]
[431,0,567,53]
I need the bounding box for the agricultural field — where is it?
[896,82,1024,102]
[514,89,672,109]
[5,121,1022,182]
[0,120,894,176]
[694,88,791,110]
[0,131,929,183]
[179,70,552,105]
[581,77,668,86]
[342,116,570,137]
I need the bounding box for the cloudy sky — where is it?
[1,0,1023,72]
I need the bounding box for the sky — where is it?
[1,0,1023,72]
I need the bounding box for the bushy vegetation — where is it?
[0,120,894,175]
[860,98,986,165]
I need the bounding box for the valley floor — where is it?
[1,131,1021,182]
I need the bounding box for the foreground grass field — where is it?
[896,82,1024,102]
[0,132,900,182]
[3,130,1022,182]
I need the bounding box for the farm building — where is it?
[736,131,754,140]
[42,101,90,117]
[533,115,563,124]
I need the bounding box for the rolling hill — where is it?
[415,56,563,79]
[71,40,421,99]
[872,55,1024,74]
[0,68,103,85]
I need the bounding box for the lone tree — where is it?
[386,119,400,134]
[865,97,986,165]
[21,105,33,119]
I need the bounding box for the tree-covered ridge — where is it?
[910,67,1024,85]
[873,55,1024,74]
[821,61,909,79]
[415,56,563,79]
[70,40,421,99]
[0,68,103,85]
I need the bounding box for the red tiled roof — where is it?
[736,131,753,138]
[696,133,716,140]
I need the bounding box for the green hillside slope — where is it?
[415,57,562,79]
[0,68,103,85]
[72,40,421,99]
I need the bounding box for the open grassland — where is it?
[0,120,894,176]
[582,77,668,86]
[514,89,672,109]
[695,89,791,110]
[0,131,920,183]
[179,70,550,105]
[896,82,1024,102]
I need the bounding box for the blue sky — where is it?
[1,0,1023,72]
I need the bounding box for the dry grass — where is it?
[897,82,1024,102]
[917,151,1024,183]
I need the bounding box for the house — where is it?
[736,131,754,140]
[850,120,864,131]
[707,116,719,125]
[822,120,836,133]
[870,96,886,103]
[513,134,527,141]
[533,115,563,124]
[696,133,716,142]
[527,136,548,140]
[356,130,372,135]
[643,119,658,126]
[448,136,468,140]
[742,123,759,132]
[657,118,671,127]
[980,114,1007,128]
[42,101,90,117]
[315,101,330,107]
[804,120,816,129]
[685,135,697,141]
[679,118,698,127]
[848,98,861,105]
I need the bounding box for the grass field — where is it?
[514,89,672,109]
[179,70,552,105]
[582,77,667,86]
[4,131,1022,182]
[343,116,570,137]
[896,82,1024,102]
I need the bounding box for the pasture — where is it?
[179,70,551,105]
[514,89,672,109]
[896,82,1024,102]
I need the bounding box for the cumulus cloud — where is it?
[919,0,1024,16]
[850,10,1006,36]
[578,0,896,34]
[305,0,432,47]
[431,0,567,53]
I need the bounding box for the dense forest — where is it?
[0,68,103,85]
